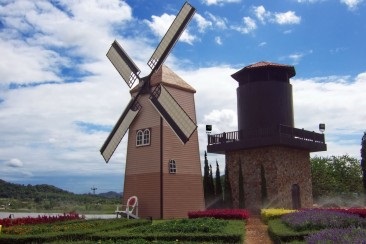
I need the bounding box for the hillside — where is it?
[0,179,122,212]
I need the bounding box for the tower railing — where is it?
[208,124,325,146]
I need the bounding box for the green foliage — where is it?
[223,163,233,208]
[0,218,243,243]
[268,218,312,243]
[203,151,212,205]
[361,132,366,193]
[132,218,227,234]
[215,161,223,197]
[311,155,363,200]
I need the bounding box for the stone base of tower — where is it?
[226,146,313,213]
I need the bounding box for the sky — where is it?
[0,0,365,194]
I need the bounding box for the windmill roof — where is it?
[231,61,296,82]
[131,65,196,93]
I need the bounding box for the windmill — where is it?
[101,2,204,219]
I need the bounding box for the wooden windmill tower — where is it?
[100,2,204,219]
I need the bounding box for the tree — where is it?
[361,132,366,195]
[209,164,215,196]
[238,158,245,208]
[215,160,223,198]
[223,162,232,208]
[203,151,211,204]
[311,155,363,200]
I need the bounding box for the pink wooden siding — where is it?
[122,66,204,219]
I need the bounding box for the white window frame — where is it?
[136,128,151,147]
[169,159,177,174]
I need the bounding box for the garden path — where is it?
[244,217,273,244]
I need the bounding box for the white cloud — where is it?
[232,16,257,34]
[293,72,366,158]
[215,36,223,45]
[340,0,364,10]
[194,13,212,33]
[253,5,268,24]
[144,13,196,45]
[202,0,241,6]
[206,12,228,29]
[273,11,301,25]
[250,6,301,29]
[6,158,24,168]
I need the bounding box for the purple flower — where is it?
[281,209,366,231]
[306,227,366,243]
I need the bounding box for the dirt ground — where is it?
[244,217,273,244]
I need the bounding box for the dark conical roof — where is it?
[231,61,296,83]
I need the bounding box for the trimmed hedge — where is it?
[0,218,244,243]
[188,209,250,220]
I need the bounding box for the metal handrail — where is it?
[208,124,325,146]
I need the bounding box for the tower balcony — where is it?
[207,124,326,154]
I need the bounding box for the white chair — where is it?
[115,196,139,219]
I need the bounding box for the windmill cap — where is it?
[231,61,296,83]
[131,65,196,93]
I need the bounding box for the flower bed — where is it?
[188,209,250,220]
[315,208,366,218]
[306,227,366,243]
[281,209,366,231]
[0,212,82,227]
[0,218,244,243]
[261,208,297,224]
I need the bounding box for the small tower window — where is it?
[169,159,177,174]
[136,128,150,146]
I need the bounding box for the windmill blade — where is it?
[100,99,142,162]
[107,40,140,88]
[149,84,197,144]
[147,2,195,72]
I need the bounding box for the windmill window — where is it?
[136,129,150,146]
[169,159,177,174]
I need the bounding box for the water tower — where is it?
[207,61,326,212]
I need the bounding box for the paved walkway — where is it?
[244,217,273,244]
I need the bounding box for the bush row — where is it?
[0,217,244,243]
[188,208,250,220]
[0,212,82,227]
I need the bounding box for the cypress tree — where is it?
[209,164,215,196]
[224,162,232,208]
[361,132,366,197]
[215,160,223,198]
[203,151,210,204]
[238,158,245,208]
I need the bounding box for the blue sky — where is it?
[0,0,365,193]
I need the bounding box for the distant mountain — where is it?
[0,179,120,203]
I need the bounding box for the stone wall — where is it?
[226,146,313,213]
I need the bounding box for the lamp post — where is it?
[319,123,325,133]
